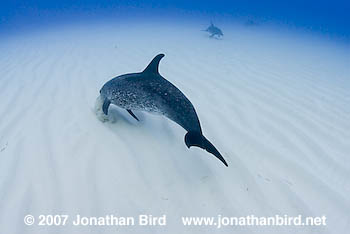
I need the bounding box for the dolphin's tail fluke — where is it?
[184,131,228,167]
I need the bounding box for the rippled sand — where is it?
[0,21,349,234]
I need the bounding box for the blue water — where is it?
[1,0,350,41]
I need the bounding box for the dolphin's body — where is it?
[203,22,223,38]
[98,54,228,167]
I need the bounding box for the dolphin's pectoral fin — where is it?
[102,99,111,115]
[142,54,165,75]
[184,131,228,167]
[127,109,139,121]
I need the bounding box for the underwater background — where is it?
[0,1,349,234]
[1,0,350,41]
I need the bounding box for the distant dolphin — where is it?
[97,54,228,167]
[203,22,223,38]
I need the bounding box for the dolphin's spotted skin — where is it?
[203,22,224,38]
[100,70,201,132]
[99,54,228,167]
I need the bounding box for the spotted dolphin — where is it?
[98,54,228,167]
[203,22,224,38]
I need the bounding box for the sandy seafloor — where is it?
[0,20,349,234]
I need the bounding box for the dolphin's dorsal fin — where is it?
[143,54,165,74]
